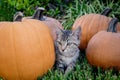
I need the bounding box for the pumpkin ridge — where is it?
[26,21,44,65]
[81,14,94,48]
[43,34,54,71]
[14,22,30,79]
[23,21,45,78]
[104,16,110,30]
[38,22,55,70]
[97,14,102,33]
[27,20,55,76]
[15,22,40,79]
[32,22,46,72]
[106,16,111,30]
[26,20,41,49]
[97,14,103,31]
[77,15,87,49]
[24,21,44,77]
[12,23,21,80]
[73,15,86,29]
[0,23,7,31]
[45,30,55,67]
[86,14,98,46]
[0,23,12,79]
[32,21,49,78]
[74,15,85,28]
[31,24,43,78]
[98,15,107,31]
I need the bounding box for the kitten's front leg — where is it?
[65,49,80,75]
[56,63,65,73]
[64,61,76,75]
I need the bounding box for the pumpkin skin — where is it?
[13,7,63,40]
[72,9,120,50]
[0,19,55,80]
[86,18,120,70]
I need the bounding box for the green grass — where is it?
[0,0,120,80]
[61,0,120,29]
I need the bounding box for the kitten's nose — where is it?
[61,43,67,52]
[62,48,65,51]
[62,46,66,52]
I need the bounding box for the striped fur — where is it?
[55,27,81,74]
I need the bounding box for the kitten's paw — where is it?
[58,67,65,73]
[56,64,65,73]
[64,62,76,75]
[64,66,73,76]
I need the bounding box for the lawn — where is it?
[0,0,120,80]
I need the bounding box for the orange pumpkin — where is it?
[86,18,120,70]
[72,8,120,50]
[0,19,55,80]
[13,7,63,40]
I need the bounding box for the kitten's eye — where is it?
[57,41,61,45]
[67,42,72,45]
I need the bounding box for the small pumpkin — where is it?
[0,19,55,80]
[86,18,120,70]
[72,8,120,50]
[13,7,63,40]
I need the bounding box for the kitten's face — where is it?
[55,27,81,54]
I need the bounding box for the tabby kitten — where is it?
[55,27,81,74]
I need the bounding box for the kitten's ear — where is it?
[72,26,81,39]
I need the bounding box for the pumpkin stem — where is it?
[32,7,45,21]
[101,8,112,16]
[13,12,23,21]
[107,18,119,32]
